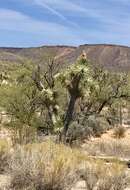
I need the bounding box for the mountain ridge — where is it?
[0,43,130,49]
[0,44,130,72]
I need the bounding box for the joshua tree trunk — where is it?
[63,95,77,139]
[62,72,82,142]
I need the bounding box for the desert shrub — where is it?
[87,116,110,137]
[113,125,126,139]
[8,141,80,190]
[66,122,93,145]
[79,161,127,190]
[65,116,110,145]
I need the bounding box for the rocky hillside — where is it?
[0,44,130,71]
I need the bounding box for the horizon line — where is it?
[0,43,130,49]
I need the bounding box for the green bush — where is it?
[66,122,93,144]
[65,116,110,144]
[87,116,110,137]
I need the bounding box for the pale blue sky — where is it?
[0,0,130,47]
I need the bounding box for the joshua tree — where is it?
[32,51,128,141]
[32,59,60,132]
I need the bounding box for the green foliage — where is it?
[82,68,127,114]
[0,83,37,126]
[55,59,94,98]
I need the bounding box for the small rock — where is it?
[127,161,130,168]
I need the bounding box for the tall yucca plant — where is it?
[55,52,95,139]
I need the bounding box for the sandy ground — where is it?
[89,127,130,143]
[0,175,10,189]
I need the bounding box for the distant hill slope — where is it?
[0,44,130,72]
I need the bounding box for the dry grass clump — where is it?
[0,139,10,173]
[1,140,128,190]
[113,125,126,139]
[84,139,130,158]
[8,141,81,190]
[80,161,127,190]
[9,124,38,145]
